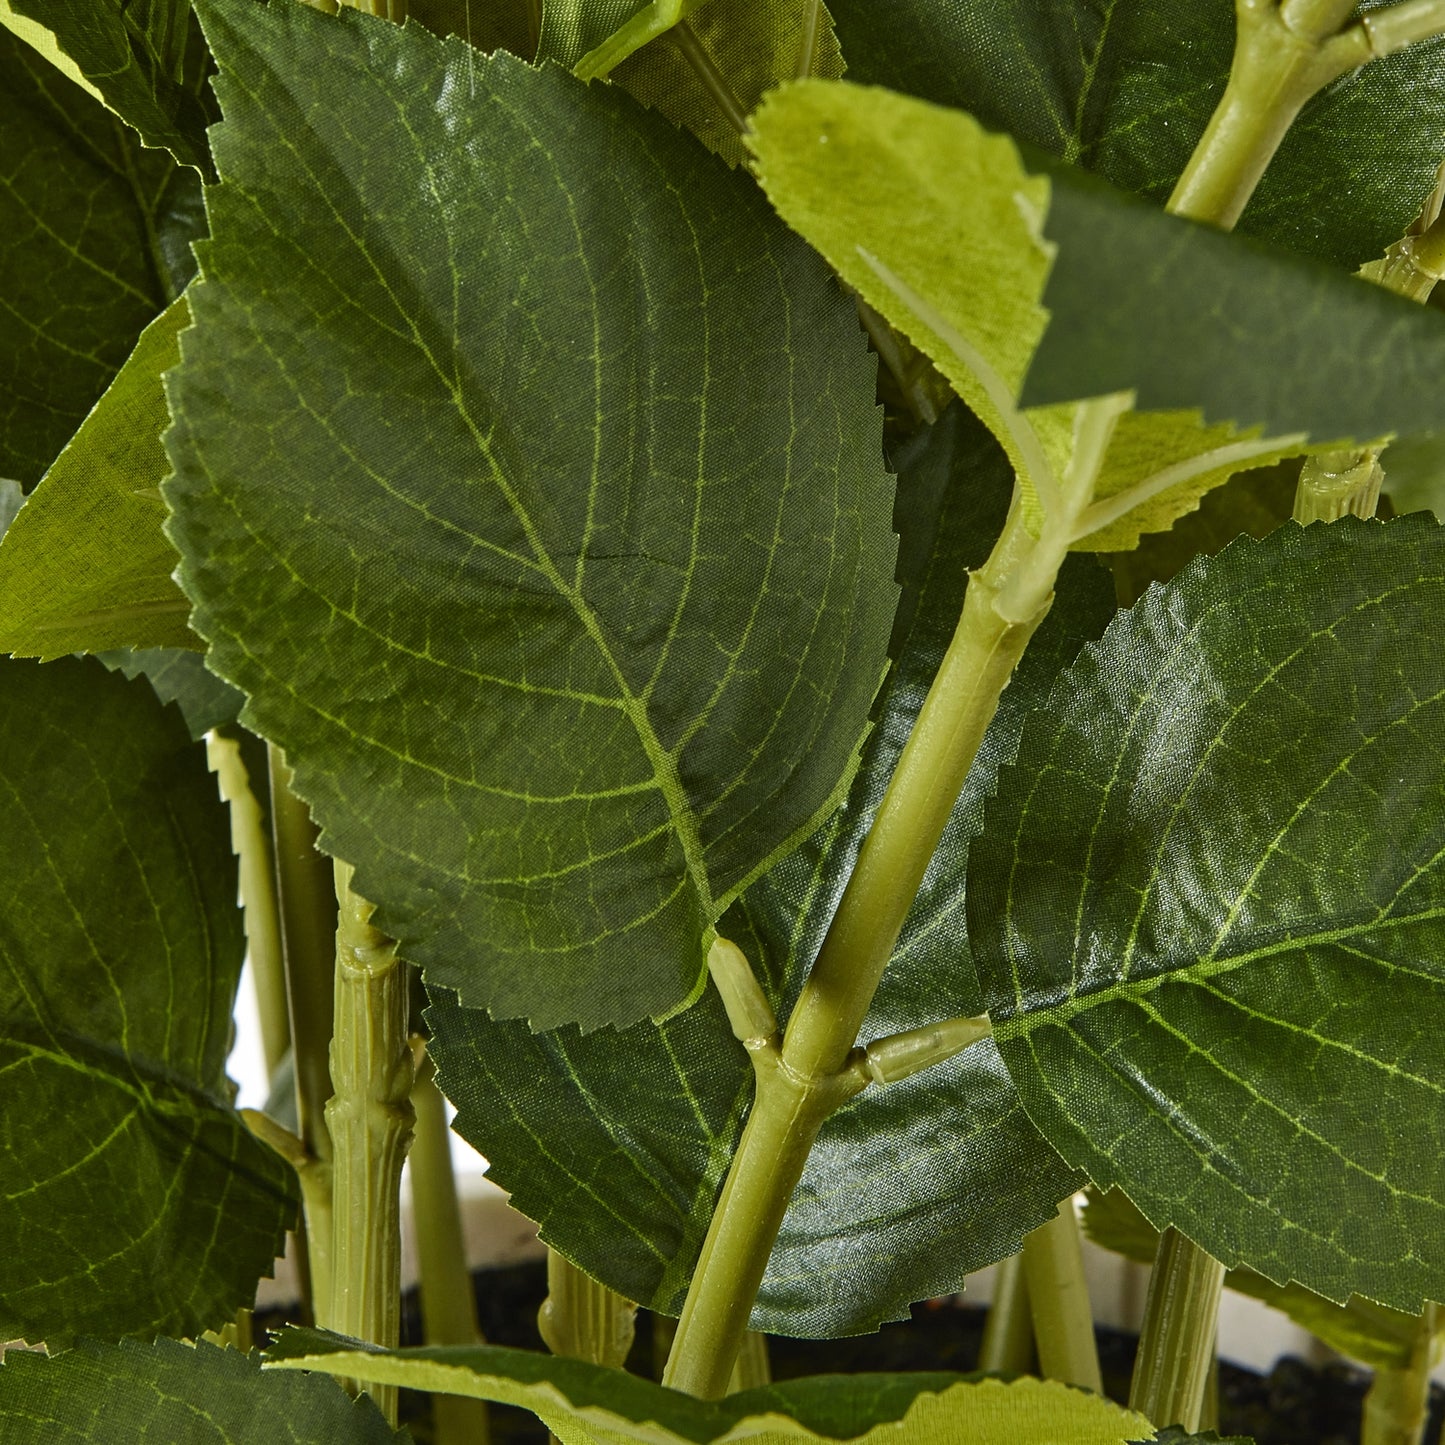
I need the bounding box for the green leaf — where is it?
[1,0,215,171]
[825,0,1445,270]
[0,1337,404,1444]
[0,478,22,536]
[747,80,1314,543]
[538,0,701,78]
[1380,432,1445,522]
[166,0,896,1031]
[0,25,203,488]
[98,647,244,739]
[0,297,195,658]
[268,1326,1158,1445]
[1082,1187,1420,1371]
[0,656,296,1347]
[430,405,1102,1335]
[607,0,844,166]
[970,515,1445,1312]
[406,0,536,56]
[1142,1432,1254,1445]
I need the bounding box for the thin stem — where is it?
[1362,1305,1443,1445]
[411,1047,490,1445]
[794,0,822,79]
[1362,0,1445,57]
[268,746,338,1316]
[325,862,416,1426]
[727,1332,771,1393]
[852,294,942,428]
[208,731,290,1079]
[977,1253,1036,1376]
[668,19,750,138]
[1128,1228,1226,1433]
[1021,1199,1102,1393]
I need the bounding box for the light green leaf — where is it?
[430,405,1099,1336]
[1,0,214,171]
[98,647,243,739]
[1082,1187,1421,1371]
[0,1337,404,1444]
[825,0,1445,270]
[166,0,896,1031]
[539,0,694,78]
[970,515,1445,1311]
[607,0,844,166]
[268,1325,1159,1445]
[0,25,203,488]
[0,656,296,1347]
[0,297,194,658]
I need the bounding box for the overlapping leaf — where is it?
[1082,1187,1420,1371]
[166,0,896,1031]
[431,406,1100,1336]
[748,81,1315,545]
[0,657,295,1347]
[0,25,202,487]
[98,648,244,739]
[970,515,1445,1311]
[0,297,195,657]
[269,1326,1164,1445]
[1,0,214,170]
[825,0,1445,270]
[0,1337,402,1444]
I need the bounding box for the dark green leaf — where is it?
[1022,170,1445,444]
[0,297,195,657]
[1380,431,1445,521]
[3,0,215,171]
[431,406,1101,1335]
[826,0,1445,269]
[0,657,295,1347]
[270,1325,1159,1445]
[0,26,203,487]
[0,1337,403,1444]
[970,515,1445,1311]
[1082,1187,1420,1371]
[1140,1431,1254,1445]
[97,647,244,739]
[537,0,649,70]
[166,0,896,1031]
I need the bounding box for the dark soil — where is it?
[255,1260,1445,1445]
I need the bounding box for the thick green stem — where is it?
[208,731,290,1080]
[268,746,337,1316]
[539,1251,637,1365]
[1362,1305,1443,1445]
[1021,1200,1102,1393]
[977,1253,1035,1376]
[1128,1229,1226,1433]
[411,1048,490,1445]
[325,862,416,1426]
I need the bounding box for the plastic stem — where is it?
[1362,1305,1444,1445]
[1021,1199,1102,1393]
[977,1253,1036,1376]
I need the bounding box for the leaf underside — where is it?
[0,658,295,1347]
[166,0,897,1031]
[971,516,1445,1311]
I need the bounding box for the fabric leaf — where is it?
[0,657,295,1347]
[430,405,1100,1336]
[970,515,1445,1311]
[166,0,896,1031]
[98,648,244,740]
[0,297,195,657]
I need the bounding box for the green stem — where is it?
[977,1253,1035,1376]
[411,1048,490,1445]
[1292,448,1385,523]
[1021,1200,1102,1393]
[1362,1304,1443,1445]
[794,0,822,79]
[208,731,290,1079]
[727,1332,771,1393]
[1128,1228,1226,1433]
[667,18,750,138]
[325,861,416,1426]
[268,745,338,1316]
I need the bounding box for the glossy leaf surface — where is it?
[431,406,1098,1335]
[0,26,202,488]
[2,0,214,170]
[1083,1187,1419,1371]
[166,0,896,1030]
[270,1326,1159,1445]
[971,516,1445,1310]
[0,658,295,1346]
[826,0,1445,270]
[0,297,194,657]
[0,1337,402,1443]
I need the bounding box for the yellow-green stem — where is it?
[412,1049,490,1445]
[728,1332,771,1393]
[325,862,416,1426]
[1021,1199,1102,1393]
[1362,1305,1444,1445]
[1129,1229,1226,1433]
[978,1253,1035,1376]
